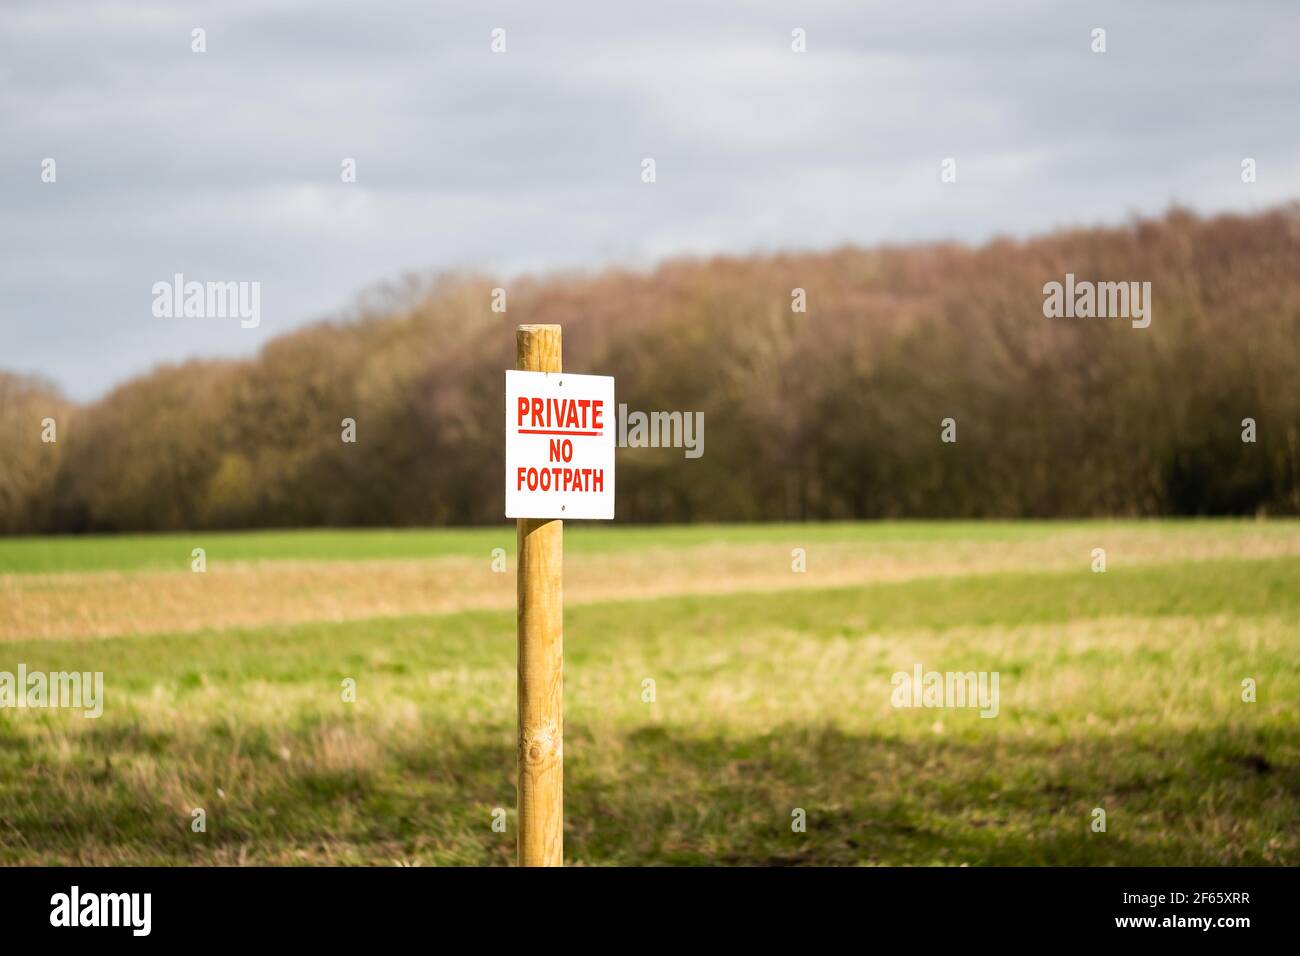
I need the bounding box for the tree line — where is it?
[3,204,1298,533]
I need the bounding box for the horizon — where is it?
[8,201,1292,405]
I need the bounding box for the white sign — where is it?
[505,370,615,519]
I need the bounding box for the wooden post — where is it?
[516,324,564,866]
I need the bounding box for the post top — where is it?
[516,324,561,373]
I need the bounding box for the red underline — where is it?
[517,429,602,436]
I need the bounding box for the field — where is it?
[0,520,1297,866]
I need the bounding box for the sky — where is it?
[3,0,1299,401]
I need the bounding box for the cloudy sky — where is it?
[3,0,1298,400]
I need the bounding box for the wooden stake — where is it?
[516,324,564,866]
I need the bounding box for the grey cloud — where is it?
[2,0,1298,399]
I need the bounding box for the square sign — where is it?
[505,369,615,519]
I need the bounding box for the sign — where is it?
[505,369,615,519]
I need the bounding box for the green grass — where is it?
[0,522,1297,865]
[0,517,1268,573]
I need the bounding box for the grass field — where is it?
[0,520,1297,865]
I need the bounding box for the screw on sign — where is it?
[507,324,615,866]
